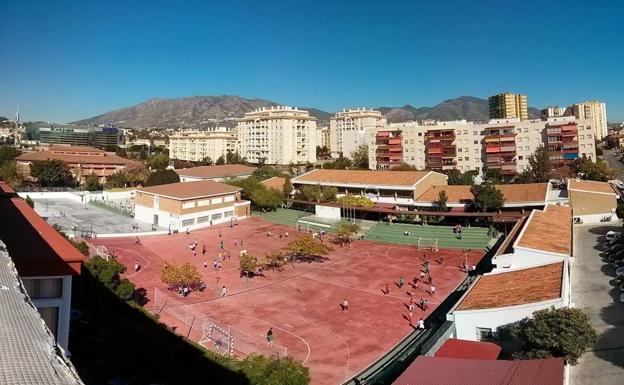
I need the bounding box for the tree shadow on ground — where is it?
[596,300,624,369]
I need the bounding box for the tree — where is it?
[335,194,374,208]
[25,195,34,208]
[510,307,597,365]
[240,254,259,278]
[390,163,418,171]
[250,187,283,211]
[433,190,448,212]
[322,156,352,170]
[335,222,360,246]
[215,155,226,165]
[160,262,203,290]
[282,176,293,196]
[483,169,504,184]
[469,184,505,212]
[124,164,150,186]
[226,151,245,164]
[84,173,103,191]
[447,169,477,185]
[284,235,331,263]
[145,169,180,186]
[197,156,214,166]
[240,353,310,385]
[105,170,128,189]
[320,186,337,202]
[350,145,369,170]
[0,145,20,162]
[516,146,550,183]
[0,161,24,188]
[316,146,331,159]
[262,250,286,272]
[253,165,284,181]
[146,153,170,170]
[571,156,617,182]
[295,185,322,202]
[30,159,75,187]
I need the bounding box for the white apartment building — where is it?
[316,126,330,149]
[330,108,386,158]
[169,129,237,162]
[237,106,317,165]
[572,100,608,140]
[375,117,596,175]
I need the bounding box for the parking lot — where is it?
[571,223,624,385]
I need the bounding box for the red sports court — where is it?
[91,217,485,385]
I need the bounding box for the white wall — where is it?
[315,205,341,220]
[492,248,565,270]
[135,203,243,231]
[451,298,566,341]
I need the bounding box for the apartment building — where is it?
[169,129,237,162]
[488,93,528,120]
[369,128,403,170]
[237,106,317,165]
[316,126,330,149]
[382,117,596,176]
[329,108,386,158]
[572,100,608,140]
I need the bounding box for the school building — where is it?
[134,180,251,231]
[0,180,85,353]
[291,169,448,209]
[175,164,256,182]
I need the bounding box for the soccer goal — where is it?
[201,322,234,356]
[417,237,439,252]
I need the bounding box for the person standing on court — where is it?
[399,276,404,289]
[266,328,274,345]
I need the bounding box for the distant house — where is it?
[175,164,256,182]
[0,180,85,352]
[16,145,138,184]
[134,180,251,230]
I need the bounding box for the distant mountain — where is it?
[377,96,541,123]
[74,95,541,129]
[73,96,332,128]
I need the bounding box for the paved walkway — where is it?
[571,223,624,385]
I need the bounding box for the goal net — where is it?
[153,288,288,358]
[417,237,439,252]
[87,243,110,261]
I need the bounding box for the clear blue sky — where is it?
[1,0,623,123]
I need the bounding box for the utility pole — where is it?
[14,105,20,146]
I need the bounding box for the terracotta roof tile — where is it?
[293,169,433,188]
[0,189,84,277]
[457,262,564,311]
[568,179,617,194]
[260,176,286,191]
[416,183,549,204]
[515,205,571,255]
[137,180,240,200]
[393,356,564,385]
[17,150,138,166]
[175,164,256,178]
[434,339,501,360]
[49,145,104,153]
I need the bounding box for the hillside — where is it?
[74,95,541,128]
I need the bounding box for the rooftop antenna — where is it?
[15,104,21,146]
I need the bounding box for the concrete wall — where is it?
[570,190,616,221]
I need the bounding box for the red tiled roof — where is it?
[456,262,564,311]
[568,179,617,194]
[49,145,105,154]
[0,182,84,276]
[175,164,256,178]
[17,150,138,166]
[393,356,564,385]
[260,176,286,191]
[416,183,549,204]
[137,180,240,200]
[293,169,433,188]
[435,339,501,360]
[515,205,572,255]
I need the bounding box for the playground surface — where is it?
[90,217,486,385]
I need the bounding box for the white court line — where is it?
[114,247,151,278]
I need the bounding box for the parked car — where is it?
[607,231,622,241]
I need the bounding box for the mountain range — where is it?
[73,95,540,128]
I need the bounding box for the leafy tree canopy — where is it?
[84,173,103,191]
[433,190,448,211]
[335,222,360,244]
[250,187,283,211]
[160,262,203,290]
[282,176,293,196]
[146,153,170,170]
[446,169,478,185]
[29,159,75,187]
[350,145,369,170]
[145,169,180,186]
[285,235,331,262]
[322,156,352,170]
[253,165,284,181]
[0,145,20,162]
[571,156,617,182]
[0,160,24,189]
[215,155,226,165]
[240,353,310,385]
[469,183,505,212]
[105,170,128,189]
[510,307,597,365]
[226,151,246,164]
[294,185,337,203]
[335,194,374,208]
[390,163,418,171]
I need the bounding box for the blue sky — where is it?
[1,0,623,122]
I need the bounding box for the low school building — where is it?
[567,179,618,223]
[291,169,448,209]
[134,180,250,231]
[175,164,256,182]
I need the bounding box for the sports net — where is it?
[417,237,439,252]
[153,288,288,358]
[87,243,110,261]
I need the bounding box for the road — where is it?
[601,146,624,180]
[570,223,624,385]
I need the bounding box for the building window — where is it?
[197,215,211,224]
[211,197,223,205]
[224,210,234,218]
[211,213,223,220]
[518,155,523,160]
[474,140,478,144]
[224,195,235,202]
[477,327,494,341]
[181,218,195,227]
[517,137,522,142]
[23,278,63,300]
[198,199,211,207]
[182,201,195,209]
[38,306,59,337]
